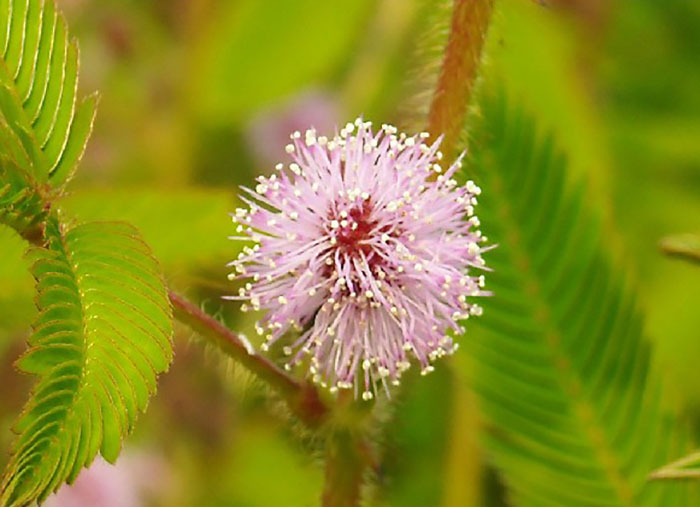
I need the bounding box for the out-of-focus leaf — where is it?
[179,420,322,507]
[379,0,452,129]
[464,95,694,505]
[441,368,486,507]
[377,367,453,507]
[60,188,236,271]
[482,0,612,191]
[341,0,426,122]
[191,0,371,125]
[0,225,33,339]
[1,217,173,506]
[597,1,700,405]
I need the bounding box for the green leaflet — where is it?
[378,367,456,507]
[464,96,694,506]
[0,0,97,187]
[659,234,700,267]
[192,0,371,125]
[650,450,700,481]
[0,217,173,507]
[0,224,34,343]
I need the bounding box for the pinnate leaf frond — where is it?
[0,217,173,507]
[465,95,694,506]
[0,0,97,187]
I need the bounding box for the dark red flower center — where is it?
[335,203,376,257]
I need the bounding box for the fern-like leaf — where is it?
[465,96,693,506]
[0,0,97,187]
[0,217,173,506]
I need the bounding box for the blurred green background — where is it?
[1,0,699,505]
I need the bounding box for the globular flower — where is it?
[229,118,488,400]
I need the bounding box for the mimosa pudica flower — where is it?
[229,118,488,400]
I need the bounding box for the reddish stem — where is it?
[169,291,328,428]
[321,429,371,507]
[427,0,495,161]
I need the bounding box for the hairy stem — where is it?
[427,0,495,161]
[322,428,371,507]
[169,291,329,428]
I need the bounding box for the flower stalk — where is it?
[322,428,372,507]
[169,291,329,428]
[427,0,495,161]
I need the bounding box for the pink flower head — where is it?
[229,118,487,400]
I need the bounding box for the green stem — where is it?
[169,291,329,428]
[427,0,495,161]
